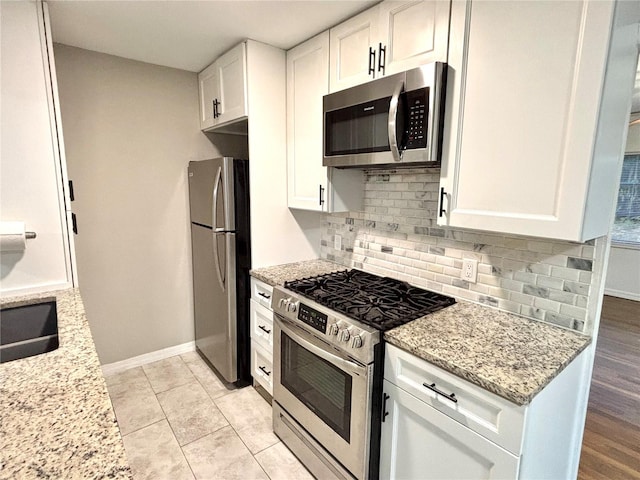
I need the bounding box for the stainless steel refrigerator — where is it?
[188,157,251,385]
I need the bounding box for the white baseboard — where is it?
[604,288,640,302]
[101,341,196,377]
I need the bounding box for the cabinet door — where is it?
[198,62,217,130]
[329,6,379,92]
[251,342,273,395]
[0,1,74,294]
[287,32,329,211]
[378,1,450,75]
[380,381,519,480]
[438,1,616,241]
[250,298,273,353]
[215,42,247,126]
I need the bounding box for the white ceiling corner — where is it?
[46,0,378,72]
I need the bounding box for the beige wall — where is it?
[54,44,221,364]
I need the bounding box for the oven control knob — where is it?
[350,334,363,349]
[338,329,350,343]
[286,301,298,313]
[327,323,339,336]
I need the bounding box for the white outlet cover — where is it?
[334,234,342,250]
[461,259,478,283]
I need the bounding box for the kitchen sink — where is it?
[0,300,59,363]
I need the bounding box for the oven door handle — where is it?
[275,316,367,377]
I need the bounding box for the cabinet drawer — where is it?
[251,277,274,308]
[380,380,519,479]
[252,343,273,396]
[385,344,525,455]
[250,299,273,353]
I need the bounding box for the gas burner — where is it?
[284,269,455,330]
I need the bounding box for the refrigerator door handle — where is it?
[212,165,226,291]
[212,166,223,229]
[213,232,226,291]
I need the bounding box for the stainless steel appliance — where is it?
[323,62,446,169]
[188,157,251,384]
[272,270,455,479]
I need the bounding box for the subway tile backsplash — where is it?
[320,168,599,333]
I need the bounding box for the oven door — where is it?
[273,314,371,480]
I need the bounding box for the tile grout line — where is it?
[179,355,269,479]
[186,358,277,479]
[111,355,282,480]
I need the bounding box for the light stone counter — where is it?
[0,289,131,479]
[385,300,591,405]
[250,259,344,287]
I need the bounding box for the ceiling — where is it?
[47,1,640,114]
[47,0,377,73]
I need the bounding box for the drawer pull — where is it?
[423,382,458,403]
[259,365,271,377]
[258,325,271,335]
[258,292,271,300]
[382,393,390,422]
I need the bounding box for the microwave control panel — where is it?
[405,88,429,150]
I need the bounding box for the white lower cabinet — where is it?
[251,342,273,395]
[380,380,519,480]
[250,299,273,352]
[381,343,593,479]
[250,277,274,395]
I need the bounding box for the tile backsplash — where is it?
[320,168,599,333]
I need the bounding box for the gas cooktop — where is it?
[284,269,455,331]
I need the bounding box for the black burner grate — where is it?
[284,270,455,330]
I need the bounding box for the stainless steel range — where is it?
[271,269,455,480]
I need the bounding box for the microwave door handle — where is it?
[388,80,404,163]
[275,316,366,376]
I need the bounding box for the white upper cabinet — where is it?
[287,32,330,211]
[329,7,379,92]
[438,0,638,241]
[198,42,247,131]
[378,0,450,76]
[286,33,365,213]
[198,63,217,130]
[329,1,450,92]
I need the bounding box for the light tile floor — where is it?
[105,352,313,480]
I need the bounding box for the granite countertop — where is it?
[250,259,344,286]
[385,300,591,405]
[0,289,132,479]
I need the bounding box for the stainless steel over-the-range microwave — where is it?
[323,62,446,168]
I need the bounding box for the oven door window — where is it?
[281,332,352,442]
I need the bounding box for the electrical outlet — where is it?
[334,234,342,250]
[461,259,478,283]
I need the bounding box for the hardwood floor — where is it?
[578,295,640,480]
